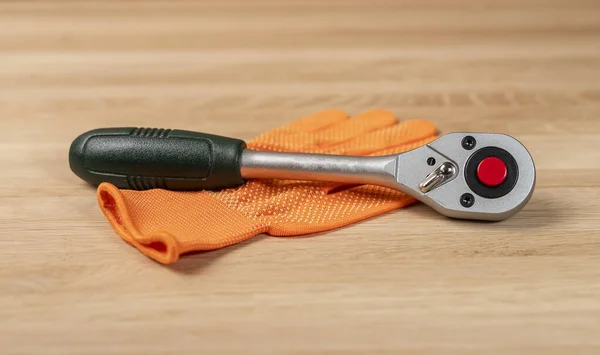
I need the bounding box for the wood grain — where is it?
[1,1,599,354]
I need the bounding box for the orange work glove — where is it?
[97,109,438,264]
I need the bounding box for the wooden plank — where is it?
[1,1,599,354]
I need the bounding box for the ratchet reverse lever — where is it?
[69,128,536,221]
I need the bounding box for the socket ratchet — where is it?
[69,128,536,221]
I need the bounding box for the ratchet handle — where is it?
[69,127,246,191]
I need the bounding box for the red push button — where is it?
[477,157,507,187]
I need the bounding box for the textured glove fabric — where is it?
[97,109,438,264]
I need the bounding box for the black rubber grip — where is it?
[69,127,247,191]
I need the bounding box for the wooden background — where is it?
[1,1,599,354]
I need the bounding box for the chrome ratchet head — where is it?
[395,133,536,221]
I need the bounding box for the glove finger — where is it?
[282,109,350,133]
[315,109,398,151]
[326,119,437,155]
[247,109,349,152]
[248,109,397,153]
[369,135,439,156]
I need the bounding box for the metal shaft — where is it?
[240,150,399,189]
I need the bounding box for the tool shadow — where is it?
[406,188,562,231]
